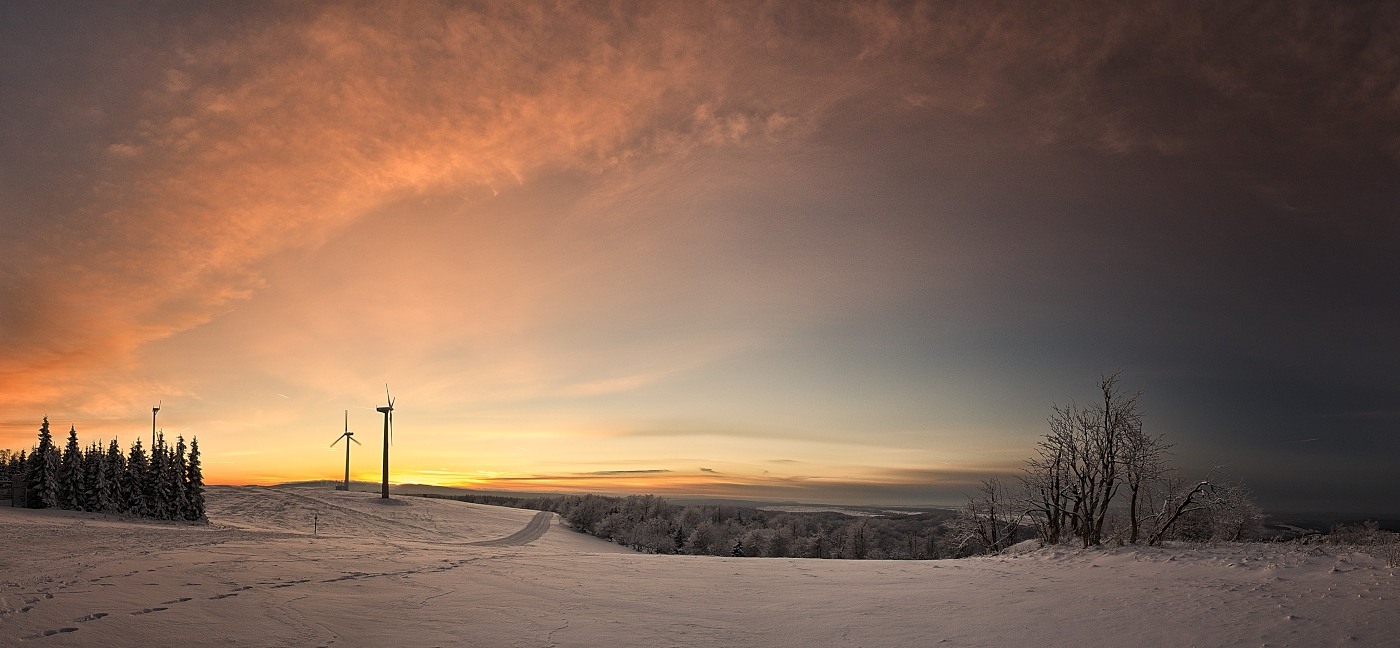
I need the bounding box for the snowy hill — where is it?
[1,486,1395,646]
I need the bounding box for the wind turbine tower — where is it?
[376,386,395,499]
[330,410,360,491]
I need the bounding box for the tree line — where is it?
[3,417,206,521]
[425,492,978,559]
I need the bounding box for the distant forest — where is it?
[421,492,990,559]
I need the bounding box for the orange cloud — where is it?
[2,3,815,427]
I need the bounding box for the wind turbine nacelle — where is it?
[376,406,393,413]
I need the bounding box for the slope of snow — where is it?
[1,486,1395,647]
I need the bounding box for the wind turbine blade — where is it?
[351,436,361,445]
[331,435,342,447]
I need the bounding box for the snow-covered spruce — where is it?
[15,418,205,521]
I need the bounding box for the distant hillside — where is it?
[271,481,1396,532]
[273,481,958,513]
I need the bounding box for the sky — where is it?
[2,1,1397,515]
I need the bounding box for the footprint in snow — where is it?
[160,597,193,605]
[75,612,108,622]
[209,593,238,600]
[130,607,168,615]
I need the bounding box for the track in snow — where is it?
[469,511,553,547]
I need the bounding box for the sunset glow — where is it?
[3,2,1397,513]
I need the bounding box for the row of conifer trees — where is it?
[8,417,205,521]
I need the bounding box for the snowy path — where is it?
[468,511,553,547]
[2,486,1397,647]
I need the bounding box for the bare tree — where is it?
[1017,373,1268,549]
[1087,372,1143,544]
[954,477,1024,555]
[1021,372,1143,548]
[1144,476,1214,546]
[1207,482,1265,542]
[1020,407,1074,544]
[1120,424,1169,544]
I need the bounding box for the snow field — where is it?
[1,486,1395,647]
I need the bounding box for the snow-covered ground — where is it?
[2,486,1395,647]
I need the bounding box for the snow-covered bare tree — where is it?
[1021,409,1072,544]
[841,518,872,559]
[953,477,1023,555]
[1120,424,1169,544]
[1206,482,1265,542]
[1021,372,1144,547]
[1144,476,1214,546]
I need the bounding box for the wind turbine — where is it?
[330,410,360,491]
[376,386,395,499]
[151,400,161,447]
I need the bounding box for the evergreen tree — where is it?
[24,418,57,509]
[78,442,96,511]
[41,446,60,508]
[83,442,109,512]
[103,438,125,513]
[125,439,150,516]
[184,437,206,521]
[7,451,24,491]
[57,426,84,510]
[156,434,181,521]
[171,436,190,521]
[2,451,17,479]
[147,435,169,519]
